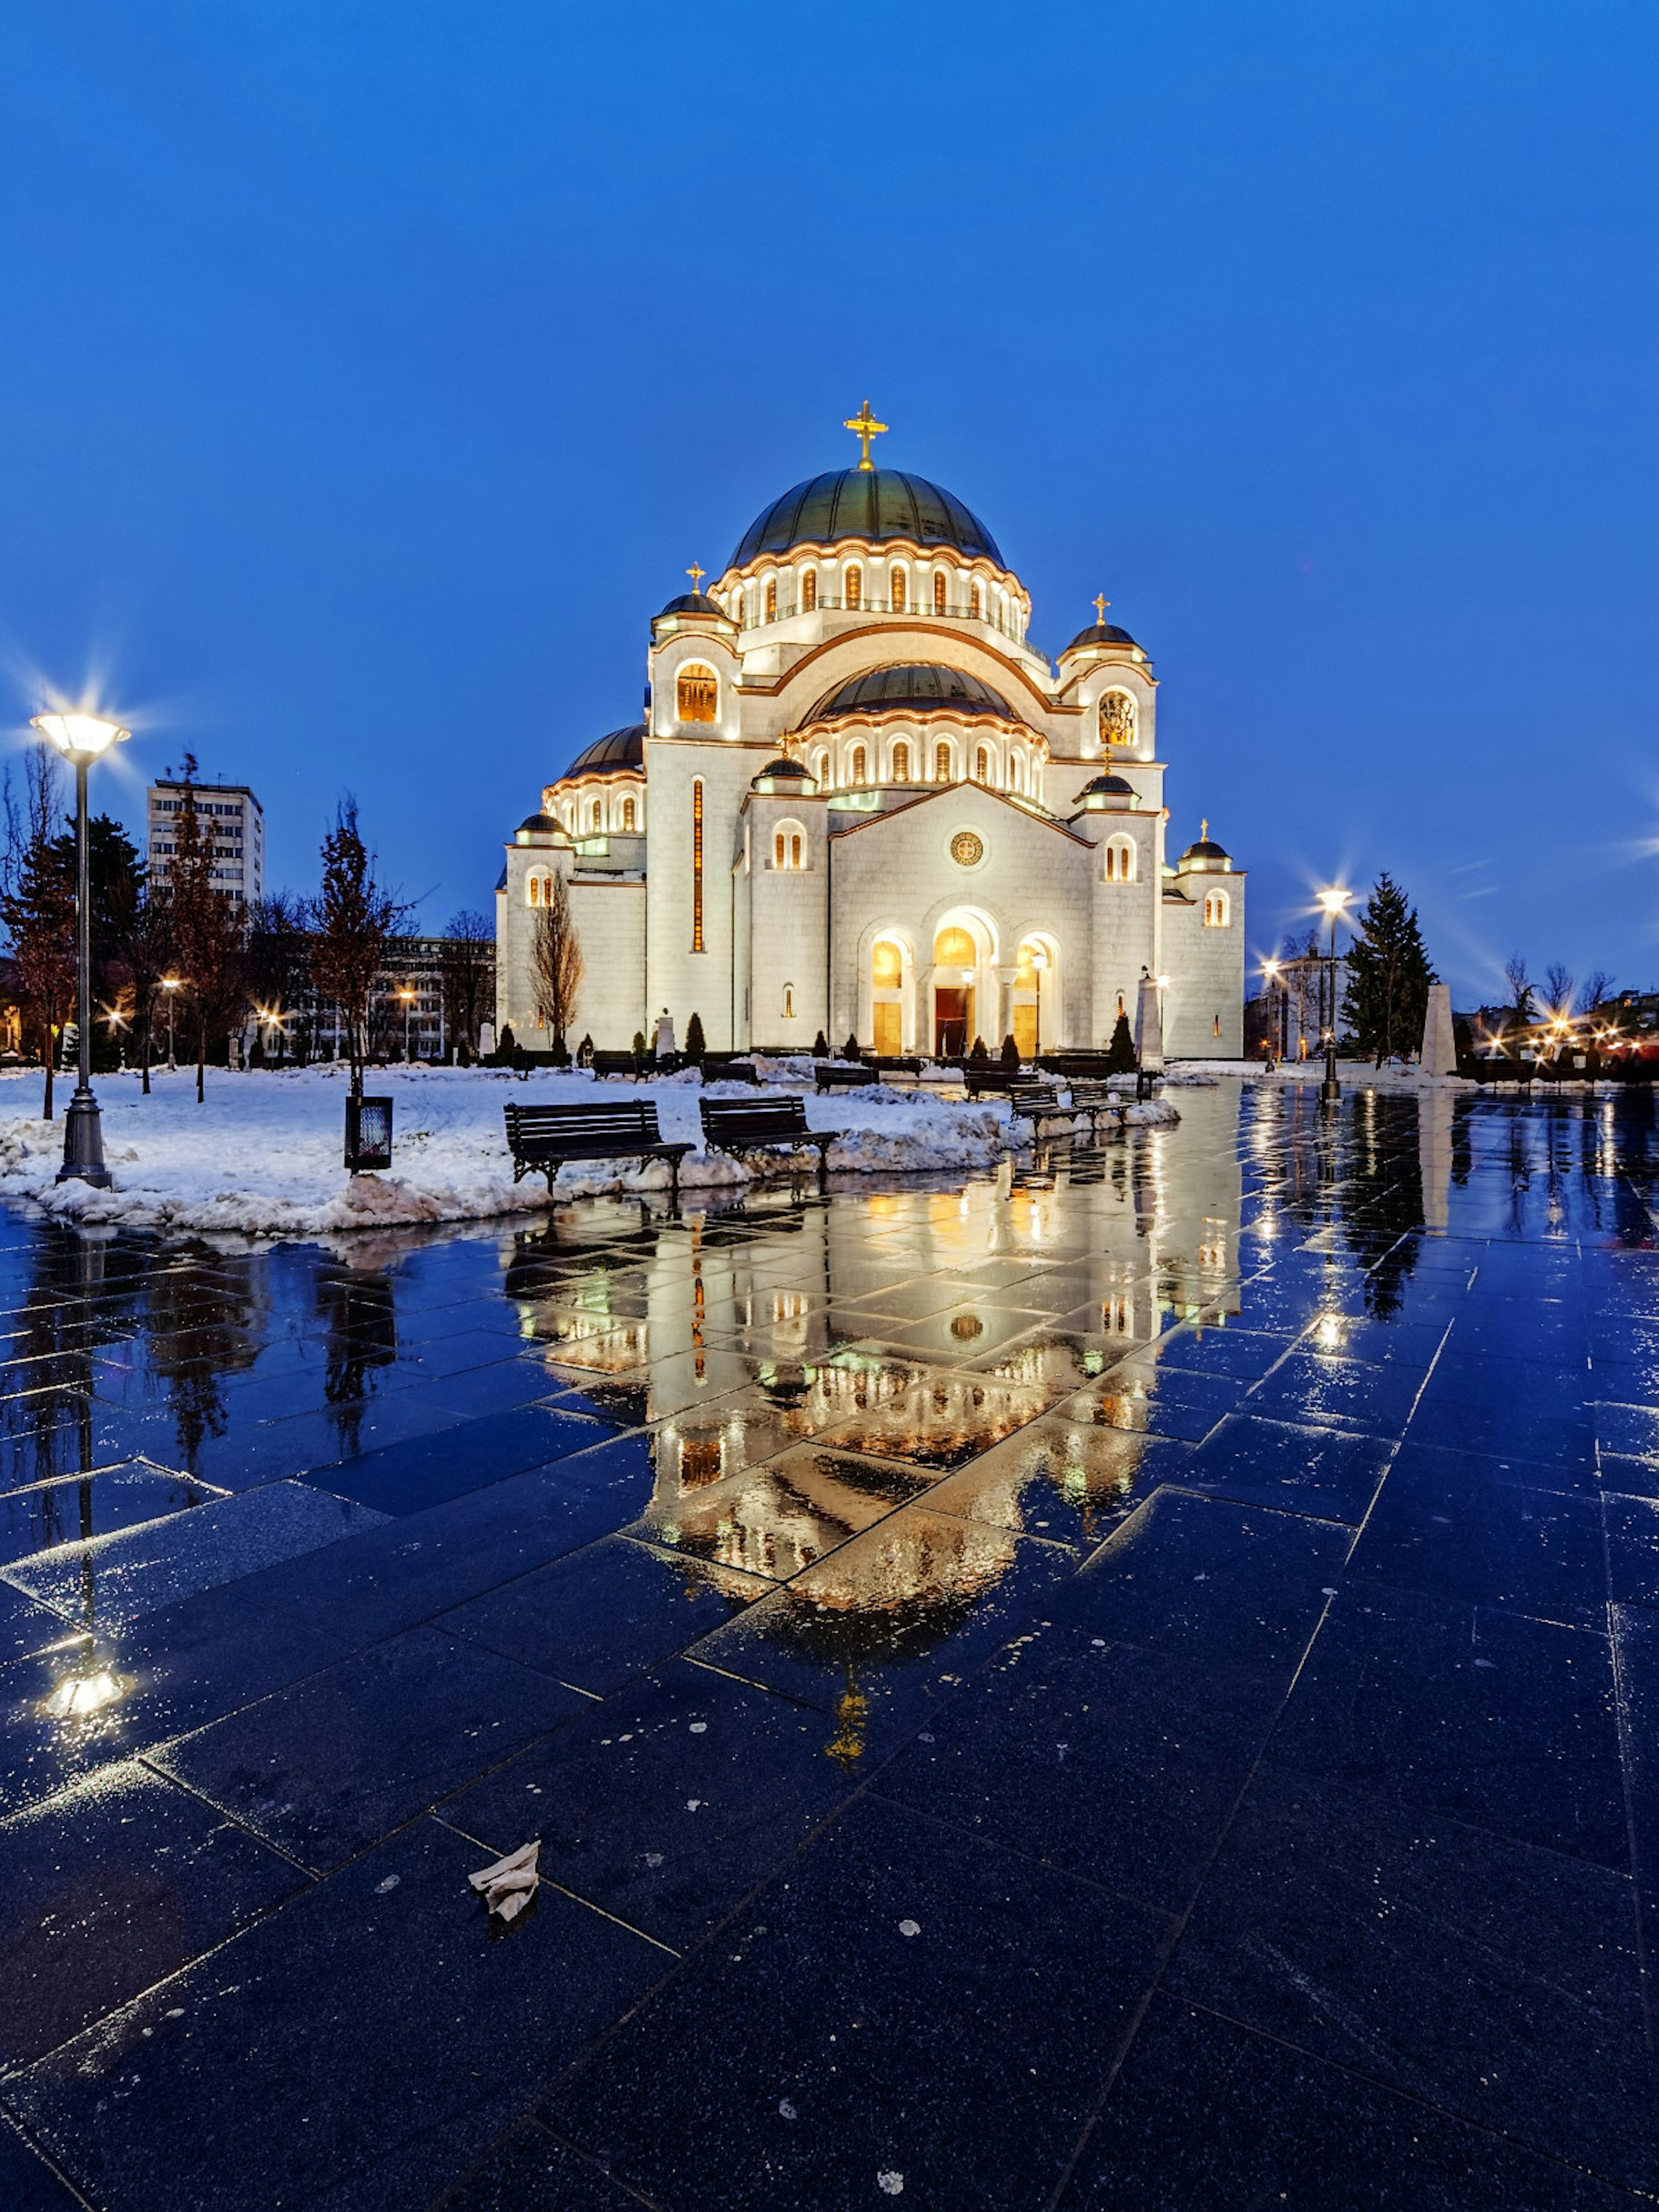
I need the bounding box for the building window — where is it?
[1105,836,1135,883]
[1100,690,1136,749]
[692,779,705,950]
[765,577,777,622]
[850,744,867,785]
[677,663,718,724]
[783,983,795,1020]
[590,801,602,831]
[891,567,906,612]
[621,795,636,830]
[975,746,989,782]
[1203,890,1230,928]
[845,565,861,610]
[812,746,829,786]
[934,570,947,613]
[772,823,806,871]
[802,568,817,612]
[893,741,909,781]
[969,581,982,618]
[935,739,952,782]
[1213,1014,1221,1037]
[527,872,550,907]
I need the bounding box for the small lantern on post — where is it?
[344,1093,394,1172]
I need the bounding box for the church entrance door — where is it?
[934,987,972,1058]
[872,1003,902,1057]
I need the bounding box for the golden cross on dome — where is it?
[1093,594,1109,624]
[843,400,889,471]
[686,562,706,592]
[1201,818,1209,841]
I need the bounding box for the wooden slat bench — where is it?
[700,1096,834,1188]
[1007,1082,1064,1124]
[504,1101,692,1200]
[1065,1077,1120,1116]
[963,1065,1027,1097]
[589,1050,643,1081]
[814,1062,877,1091]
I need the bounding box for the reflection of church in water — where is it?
[496,408,1245,1056]
[505,1115,1243,1731]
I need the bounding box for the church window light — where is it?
[1213,1014,1221,1037]
[845,564,861,610]
[590,801,602,831]
[850,743,868,785]
[812,746,829,787]
[526,872,550,907]
[791,833,802,868]
[935,739,952,782]
[891,567,906,612]
[1105,836,1135,883]
[802,568,817,612]
[772,823,806,871]
[1202,890,1230,928]
[893,741,910,781]
[935,925,976,968]
[677,663,718,724]
[970,581,982,618]
[783,983,795,1020]
[872,939,904,987]
[765,578,777,623]
[975,745,989,783]
[622,796,636,831]
[1100,690,1136,749]
[933,570,946,614]
[692,779,705,950]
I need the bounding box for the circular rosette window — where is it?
[950,830,984,868]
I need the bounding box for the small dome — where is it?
[1180,834,1231,867]
[1076,772,1137,808]
[807,663,1016,724]
[1062,620,1141,655]
[731,468,1004,568]
[515,810,562,838]
[562,723,645,779]
[655,592,732,623]
[753,756,812,784]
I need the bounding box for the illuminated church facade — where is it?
[496,410,1244,1058]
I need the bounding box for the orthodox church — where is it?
[496,409,1244,1058]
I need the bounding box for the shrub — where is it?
[812,1030,830,1055]
[969,1035,989,1064]
[1000,1033,1020,1068]
[843,1033,860,1059]
[685,1011,706,1062]
[1105,1011,1138,1074]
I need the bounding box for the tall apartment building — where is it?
[147,781,265,908]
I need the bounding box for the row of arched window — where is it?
[807,734,1042,795]
[547,787,640,836]
[1202,890,1231,927]
[722,563,1026,642]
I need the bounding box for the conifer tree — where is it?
[1105,1010,1138,1074]
[1341,873,1437,1065]
[683,1011,706,1063]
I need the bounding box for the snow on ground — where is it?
[0,1062,1176,1239]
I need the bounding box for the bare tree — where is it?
[169,756,248,1103]
[121,883,174,1095]
[1502,953,1535,1040]
[531,871,584,1051]
[309,798,402,1096]
[245,891,311,1065]
[0,747,74,1119]
[438,908,493,1056]
[1544,962,1575,1017]
[1578,969,1615,1016]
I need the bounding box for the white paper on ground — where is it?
[468,1839,541,1921]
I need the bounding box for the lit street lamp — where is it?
[31,712,130,1185]
[1317,887,1351,1104]
[397,985,416,1062]
[161,976,181,1071]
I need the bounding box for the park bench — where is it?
[1065,1077,1119,1117]
[815,1062,877,1091]
[503,1100,692,1201]
[963,1065,1022,1097]
[700,1096,834,1188]
[1006,1082,1064,1125]
[589,1050,643,1081]
[869,1056,923,1081]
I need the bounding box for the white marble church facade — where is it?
[496,413,1245,1058]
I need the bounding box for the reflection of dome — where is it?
[563,723,645,778]
[731,469,1004,568]
[807,664,1017,724]
[1063,620,1141,653]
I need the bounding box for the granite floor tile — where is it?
[0,2117,87,2212]
[434,2124,645,2211]
[543,1793,1171,2212]
[0,1463,226,1566]
[153,1623,587,1872]
[442,1659,856,1950]
[302,1402,624,1516]
[0,1758,306,2068]
[1065,1996,1648,2210]
[922,1416,1189,1550]
[1166,1766,1657,2190]
[1245,1349,1426,1435]
[1605,1494,1659,1609]
[7,1820,666,2212]
[1179,1413,1395,1522]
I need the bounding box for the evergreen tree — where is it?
[1105,1011,1138,1074]
[1341,873,1437,1065]
[684,1011,706,1063]
[811,1030,829,1056]
[1000,1032,1020,1068]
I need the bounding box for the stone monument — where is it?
[1420,982,1457,1077]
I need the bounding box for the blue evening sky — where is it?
[1,2,1654,1004]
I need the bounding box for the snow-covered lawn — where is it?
[0,1062,1177,1239]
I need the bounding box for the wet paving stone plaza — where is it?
[1,1080,1658,2209]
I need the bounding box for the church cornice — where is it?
[826,784,1093,849]
[736,624,1057,720]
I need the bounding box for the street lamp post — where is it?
[162,977,181,1071]
[398,986,416,1062]
[1317,887,1351,1104]
[31,713,130,1185]
[1262,957,1283,1063]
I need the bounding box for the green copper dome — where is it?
[731,470,1004,569]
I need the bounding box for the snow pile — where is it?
[0,1064,1018,1237]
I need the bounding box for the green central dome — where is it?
[731,469,1004,569]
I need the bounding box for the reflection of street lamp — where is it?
[1029,947,1047,1060]
[31,712,130,1185]
[162,976,181,1071]
[1317,888,1351,1103]
[397,986,416,1062]
[1262,957,1285,1059]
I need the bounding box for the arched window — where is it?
[677,663,718,724]
[935,739,952,782]
[891,567,906,612]
[812,746,829,787]
[975,745,989,782]
[969,581,982,618]
[850,744,868,785]
[621,796,636,831]
[774,829,785,869]
[783,983,795,1020]
[772,823,807,871]
[589,801,602,831]
[892,741,910,781]
[526,872,551,907]
[791,833,802,868]
[765,578,777,623]
[1104,837,1135,883]
[1008,754,1023,795]
[1117,992,1126,1018]
[692,779,705,950]
[802,568,817,612]
[1100,690,1136,749]
[933,570,947,614]
[871,938,904,1055]
[1203,890,1230,928]
[845,565,861,610]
